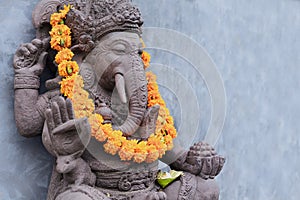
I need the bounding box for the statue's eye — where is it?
[112,44,127,54]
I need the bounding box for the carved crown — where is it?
[33,0,143,52]
[63,0,144,51]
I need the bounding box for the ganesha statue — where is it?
[13,0,225,199]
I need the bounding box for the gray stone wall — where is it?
[0,0,299,199]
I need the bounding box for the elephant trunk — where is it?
[114,54,148,136]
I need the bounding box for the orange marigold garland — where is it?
[50,5,177,163]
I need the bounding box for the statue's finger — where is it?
[36,52,48,67]
[41,37,50,50]
[19,46,31,56]
[200,157,212,180]
[216,156,226,176]
[31,39,43,49]
[52,102,63,126]
[45,109,55,131]
[24,43,38,54]
[56,97,69,123]
[209,156,220,179]
[66,98,75,120]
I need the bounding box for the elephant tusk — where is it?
[115,73,127,104]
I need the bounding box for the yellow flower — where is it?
[59,5,71,18]
[50,24,71,37]
[141,51,151,69]
[89,114,104,136]
[134,141,148,154]
[50,5,70,26]
[133,153,147,163]
[58,60,79,77]
[59,74,83,99]
[147,82,159,91]
[119,139,138,161]
[164,134,174,150]
[146,72,157,83]
[50,13,64,26]
[94,128,107,142]
[101,124,113,137]
[164,123,177,138]
[73,88,89,102]
[55,48,74,64]
[165,115,174,125]
[104,140,120,155]
[50,35,72,51]
[146,145,159,163]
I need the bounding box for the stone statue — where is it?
[13,0,225,199]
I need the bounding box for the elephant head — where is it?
[81,31,149,137]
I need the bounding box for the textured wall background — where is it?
[0,0,299,199]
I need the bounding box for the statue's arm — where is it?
[14,88,48,137]
[14,38,49,137]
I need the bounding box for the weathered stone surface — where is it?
[1,0,300,199]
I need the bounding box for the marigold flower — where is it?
[50,24,71,37]
[104,141,120,155]
[59,5,71,18]
[164,134,173,150]
[58,60,79,77]
[147,82,159,91]
[146,72,157,82]
[141,51,151,69]
[74,110,90,119]
[164,123,177,138]
[119,140,137,161]
[55,48,74,64]
[73,88,89,100]
[94,128,107,142]
[60,74,83,99]
[134,141,148,154]
[146,145,160,163]
[119,149,135,161]
[148,90,161,101]
[50,13,64,26]
[133,153,147,163]
[89,114,104,135]
[101,124,113,137]
[50,35,72,51]
[165,115,174,125]
[50,5,70,26]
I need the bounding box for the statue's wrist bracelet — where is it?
[14,74,40,90]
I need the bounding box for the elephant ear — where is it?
[80,61,98,91]
[32,0,62,29]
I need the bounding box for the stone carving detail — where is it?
[55,152,96,187]
[13,0,225,199]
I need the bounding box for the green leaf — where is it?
[156,170,183,188]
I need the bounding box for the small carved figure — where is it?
[56,152,96,187]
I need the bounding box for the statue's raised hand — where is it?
[45,97,91,155]
[13,38,49,76]
[171,142,225,180]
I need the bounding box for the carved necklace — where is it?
[49,5,177,163]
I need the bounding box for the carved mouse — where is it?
[56,152,96,187]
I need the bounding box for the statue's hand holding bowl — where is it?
[45,97,91,155]
[13,38,49,76]
[185,142,226,179]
